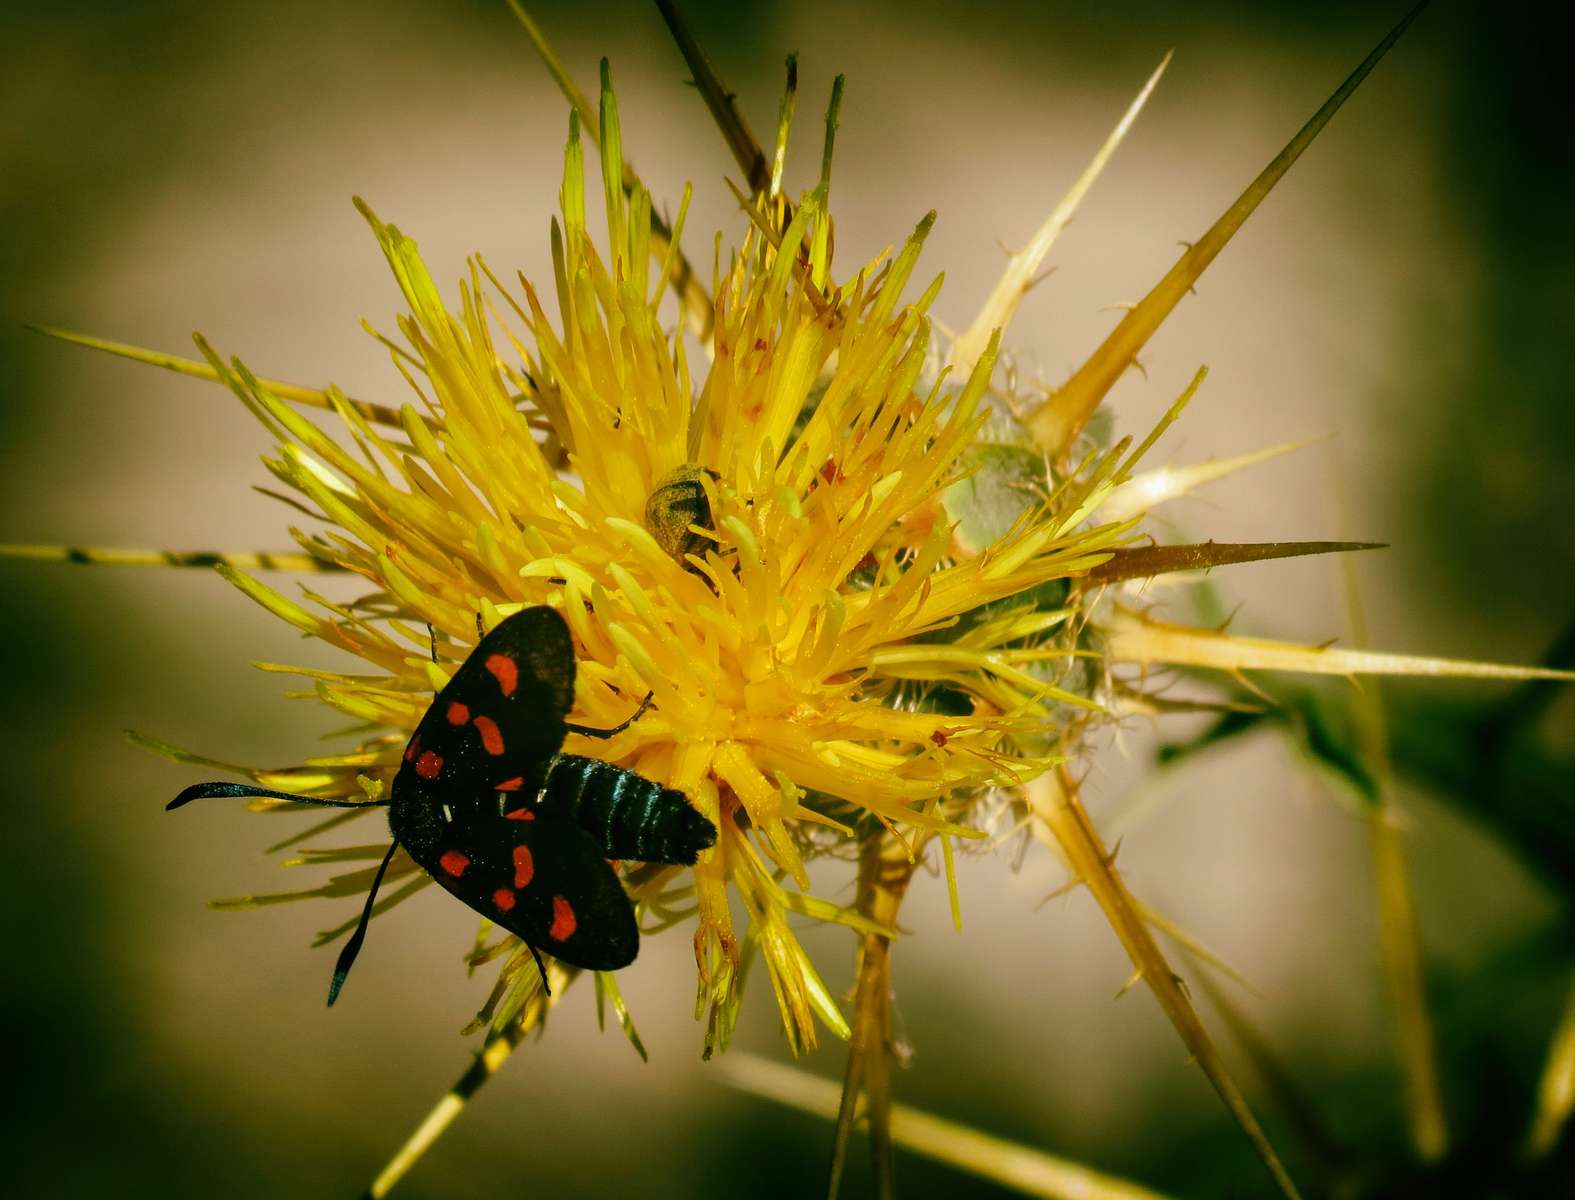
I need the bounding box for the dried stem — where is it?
[1028,768,1304,1200]
[724,1053,1177,1200]
[1084,540,1383,587]
[28,324,413,431]
[1024,3,1429,457]
[1524,969,1575,1161]
[1370,808,1450,1162]
[361,963,577,1198]
[507,0,713,338]
[1336,506,1451,1163]
[653,0,768,194]
[0,544,341,572]
[1187,955,1347,1176]
[828,829,924,1200]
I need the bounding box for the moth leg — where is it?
[475,610,485,641]
[427,623,439,664]
[527,941,552,997]
[564,691,654,740]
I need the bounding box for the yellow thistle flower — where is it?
[24,39,1096,1050]
[12,4,1575,1199]
[90,58,1135,1058]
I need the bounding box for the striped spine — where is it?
[0,543,340,571]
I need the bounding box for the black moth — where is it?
[170,606,716,1003]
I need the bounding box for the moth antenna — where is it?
[475,610,485,641]
[327,840,400,1007]
[527,941,552,997]
[564,691,655,740]
[427,623,439,664]
[167,782,389,811]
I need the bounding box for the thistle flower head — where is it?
[185,62,1134,1053]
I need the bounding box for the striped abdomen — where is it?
[541,754,715,865]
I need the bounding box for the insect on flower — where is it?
[169,605,717,1003]
[644,464,716,569]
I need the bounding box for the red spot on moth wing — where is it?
[415,751,444,780]
[403,734,421,763]
[504,807,536,821]
[548,894,577,942]
[473,714,506,756]
[446,701,470,725]
[485,653,519,697]
[496,777,525,792]
[512,845,534,889]
[492,888,517,912]
[439,850,469,877]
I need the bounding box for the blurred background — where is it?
[2,1,1571,1196]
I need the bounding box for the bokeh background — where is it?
[2,1,1571,1197]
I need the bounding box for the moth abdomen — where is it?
[543,753,715,865]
